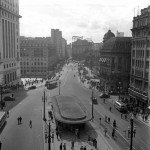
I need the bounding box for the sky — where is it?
[19,0,149,44]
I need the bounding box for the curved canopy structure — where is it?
[51,95,92,124]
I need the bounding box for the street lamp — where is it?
[127,114,136,150]
[42,90,47,121]
[45,119,51,150]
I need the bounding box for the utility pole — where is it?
[42,90,47,121]
[130,117,134,150]
[48,121,51,150]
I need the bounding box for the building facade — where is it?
[129,6,150,110]
[72,39,93,61]
[51,29,63,59]
[20,36,57,78]
[99,37,131,93]
[0,0,21,85]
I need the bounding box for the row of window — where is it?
[21,70,47,74]
[20,62,47,66]
[4,71,17,84]
[4,62,16,69]
[133,18,149,28]
[132,50,145,58]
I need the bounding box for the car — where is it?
[28,86,36,90]
[3,96,15,101]
[99,93,110,98]
[92,97,98,104]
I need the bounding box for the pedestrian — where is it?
[20,116,22,124]
[95,139,97,148]
[121,113,123,119]
[142,115,145,121]
[103,99,105,103]
[71,141,74,149]
[56,131,59,139]
[51,132,54,143]
[125,115,127,120]
[113,120,116,128]
[88,135,91,143]
[29,120,32,128]
[63,143,66,150]
[99,117,101,125]
[7,111,9,118]
[83,146,86,150]
[108,117,110,123]
[80,146,84,150]
[109,106,112,112]
[12,93,14,97]
[77,130,80,138]
[104,127,107,136]
[59,143,63,150]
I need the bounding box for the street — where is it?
[1,62,150,150]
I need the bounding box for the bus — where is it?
[0,111,7,129]
[47,81,58,89]
[114,101,127,112]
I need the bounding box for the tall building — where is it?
[20,36,57,78]
[62,38,67,58]
[129,6,150,110]
[51,29,62,58]
[0,0,21,85]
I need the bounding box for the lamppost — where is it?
[42,90,47,121]
[117,81,122,100]
[45,119,51,150]
[127,114,136,150]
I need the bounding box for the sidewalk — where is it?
[43,102,114,150]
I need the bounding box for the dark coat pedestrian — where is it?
[83,146,86,150]
[59,143,62,150]
[20,117,22,124]
[71,141,74,149]
[56,131,59,139]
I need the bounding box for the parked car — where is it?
[3,96,15,101]
[99,93,110,98]
[28,86,36,90]
[92,97,98,104]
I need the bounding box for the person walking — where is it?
[109,106,112,112]
[29,120,32,128]
[121,113,123,119]
[104,127,107,136]
[56,131,59,140]
[83,146,86,150]
[71,141,74,150]
[20,116,22,124]
[59,143,63,150]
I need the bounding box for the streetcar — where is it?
[46,81,58,89]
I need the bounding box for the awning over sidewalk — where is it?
[51,95,92,124]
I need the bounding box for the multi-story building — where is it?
[20,36,57,78]
[62,38,67,58]
[67,43,72,58]
[72,39,93,61]
[129,6,150,110]
[0,0,21,85]
[51,29,63,59]
[99,35,131,93]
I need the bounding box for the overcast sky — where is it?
[19,0,149,43]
